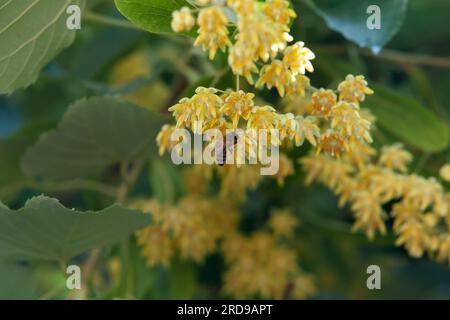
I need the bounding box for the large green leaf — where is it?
[307,0,408,53]
[114,0,189,34]
[394,0,450,48]
[22,96,166,181]
[0,262,38,299]
[0,121,53,192]
[0,0,85,94]
[149,159,185,204]
[365,84,450,152]
[0,196,151,262]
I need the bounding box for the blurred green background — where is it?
[1,0,450,299]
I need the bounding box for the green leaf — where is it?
[0,262,38,299]
[149,159,185,204]
[0,0,85,94]
[0,120,54,199]
[307,0,408,53]
[114,0,190,34]
[365,84,450,152]
[22,96,166,181]
[167,260,197,299]
[0,196,151,262]
[394,0,450,48]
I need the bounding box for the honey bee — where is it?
[216,132,239,166]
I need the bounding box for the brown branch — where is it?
[314,45,450,68]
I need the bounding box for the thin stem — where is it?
[83,11,141,31]
[415,152,431,174]
[72,249,103,300]
[313,45,450,69]
[375,49,450,68]
[117,159,145,202]
[210,66,230,87]
[126,240,135,300]
[236,74,240,91]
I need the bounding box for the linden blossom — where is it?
[169,127,280,176]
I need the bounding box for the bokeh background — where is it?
[1,0,450,299]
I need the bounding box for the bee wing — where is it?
[225,132,239,146]
[215,138,225,152]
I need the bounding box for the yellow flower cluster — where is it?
[269,208,299,238]
[313,76,374,157]
[301,144,450,265]
[195,7,231,59]
[256,42,314,97]
[222,211,315,299]
[135,176,312,299]
[171,7,196,33]
[171,0,311,88]
[159,86,321,163]
[148,0,401,300]
[158,73,373,162]
[166,1,374,161]
[135,197,237,265]
[179,155,294,204]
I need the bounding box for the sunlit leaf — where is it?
[114,0,190,34]
[22,96,166,181]
[0,262,38,299]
